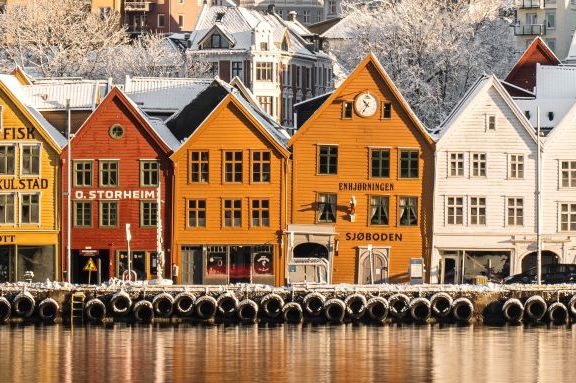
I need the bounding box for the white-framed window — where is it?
[561,160,576,188]
[560,203,576,232]
[317,193,337,223]
[469,197,486,225]
[449,152,464,177]
[257,96,273,115]
[446,196,464,225]
[157,14,165,28]
[545,10,556,29]
[486,114,496,131]
[471,153,486,177]
[256,62,273,81]
[509,154,524,179]
[303,11,310,24]
[507,197,524,226]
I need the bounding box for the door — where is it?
[360,250,388,284]
[181,247,203,285]
[229,246,251,283]
[0,245,13,282]
[439,252,460,284]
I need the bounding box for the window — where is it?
[223,199,242,227]
[224,151,243,183]
[257,96,273,115]
[73,201,92,227]
[260,42,268,51]
[470,197,486,225]
[399,150,419,178]
[318,145,338,175]
[21,144,40,176]
[371,149,390,178]
[178,14,184,28]
[303,11,310,24]
[449,153,464,177]
[231,61,242,78]
[0,194,15,224]
[140,201,158,227]
[100,161,119,186]
[447,197,464,225]
[545,10,556,29]
[486,114,496,131]
[329,0,337,14]
[140,160,159,187]
[99,201,118,227]
[471,153,486,177]
[252,151,271,182]
[109,124,124,139]
[399,197,418,226]
[560,203,576,231]
[256,62,273,81]
[158,14,165,28]
[370,196,389,225]
[561,161,576,188]
[317,193,336,223]
[251,199,270,227]
[187,199,206,227]
[342,101,353,119]
[0,145,15,175]
[509,155,524,179]
[382,102,392,119]
[73,161,92,187]
[208,34,229,49]
[190,151,209,183]
[21,193,39,224]
[507,198,524,226]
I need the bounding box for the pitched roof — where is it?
[505,37,560,92]
[308,17,344,35]
[318,12,376,40]
[9,66,33,85]
[21,80,109,110]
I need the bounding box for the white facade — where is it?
[432,76,539,283]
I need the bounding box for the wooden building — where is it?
[0,75,66,283]
[60,87,179,284]
[289,54,435,284]
[168,81,290,285]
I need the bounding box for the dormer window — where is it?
[209,33,228,49]
[281,37,289,51]
[216,12,225,22]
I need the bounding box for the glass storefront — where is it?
[117,250,159,280]
[0,245,55,282]
[440,250,511,284]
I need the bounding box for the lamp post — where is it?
[536,107,542,285]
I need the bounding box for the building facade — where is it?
[232,0,342,25]
[288,54,435,284]
[124,0,204,35]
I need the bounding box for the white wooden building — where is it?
[432,75,539,284]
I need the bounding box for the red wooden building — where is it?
[60,87,180,283]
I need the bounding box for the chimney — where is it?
[288,11,297,22]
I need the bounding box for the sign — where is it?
[345,232,403,241]
[2,127,35,140]
[74,190,158,200]
[0,178,49,190]
[83,257,98,272]
[254,253,272,274]
[0,235,16,244]
[339,182,394,192]
[80,249,99,257]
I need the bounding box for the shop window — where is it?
[399,196,418,226]
[207,246,227,275]
[99,160,119,187]
[399,150,419,178]
[99,201,118,227]
[449,152,464,177]
[21,193,39,224]
[140,201,158,227]
[0,145,15,175]
[140,160,159,187]
[0,193,15,224]
[252,151,271,182]
[190,151,209,183]
[17,245,55,282]
[471,153,486,177]
[187,199,206,227]
[224,151,243,183]
[462,251,510,284]
[446,196,464,225]
[317,193,336,223]
[317,145,338,175]
[253,245,273,275]
[256,62,273,81]
[73,201,92,227]
[470,197,486,225]
[560,203,576,231]
[382,102,392,119]
[223,199,242,227]
[507,197,524,226]
[21,144,40,176]
[251,199,270,227]
[509,154,524,179]
[370,196,389,225]
[560,161,576,188]
[74,160,93,187]
[370,149,390,178]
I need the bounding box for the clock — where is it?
[354,92,378,117]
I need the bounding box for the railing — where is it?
[519,0,544,8]
[514,24,546,35]
[125,1,154,12]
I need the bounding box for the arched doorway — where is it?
[293,243,328,259]
[358,247,389,284]
[521,251,559,272]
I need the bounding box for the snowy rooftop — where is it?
[320,12,377,39]
[514,98,575,131]
[536,64,576,99]
[21,80,109,110]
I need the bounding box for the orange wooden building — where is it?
[169,81,290,285]
[288,54,435,284]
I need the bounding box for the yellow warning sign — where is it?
[83,257,98,272]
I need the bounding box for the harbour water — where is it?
[1,324,575,383]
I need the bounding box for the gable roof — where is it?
[197,24,236,48]
[288,53,434,146]
[505,37,560,92]
[436,75,537,146]
[10,66,33,85]
[0,74,67,150]
[20,80,109,111]
[541,100,576,146]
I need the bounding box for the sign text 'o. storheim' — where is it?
[74,190,158,200]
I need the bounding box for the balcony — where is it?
[514,24,546,35]
[519,0,544,9]
[125,1,155,12]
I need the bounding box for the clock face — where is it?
[355,92,378,117]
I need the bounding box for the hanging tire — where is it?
[344,294,367,320]
[502,298,524,324]
[303,292,325,316]
[38,298,59,323]
[13,291,35,318]
[217,292,239,317]
[324,298,345,324]
[452,297,474,323]
[0,297,11,324]
[430,292,453,319]
[109,291,132,316]
[85,298,106,323]
[282,302,303,324]
[260,293,284,319]
[410,297,431,323]
[133,300,154,323]
[547,302,568,325]
[152,293,174,318]
[195,295,217,320]
[524,295,547,322]
[237,299,259,324]
[568,295,576,318]
[388,293,410,319]
[366,297,389,323]
[174,292,196,317]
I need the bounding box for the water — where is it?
[1,324,575,383]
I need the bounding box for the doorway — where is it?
[181,246,203,284]
[521,251,559,272]
[358,247,389,284]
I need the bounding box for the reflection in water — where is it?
[0,325,575,383]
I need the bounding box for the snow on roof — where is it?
[320,12,376,39]
[21,80,108,110]
[123,76,213,112]
[536,64,576,99]
[514,98,575,131]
